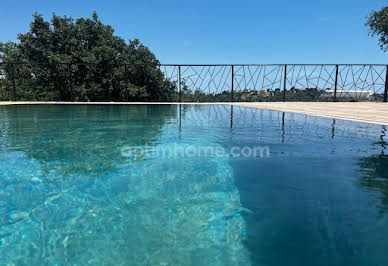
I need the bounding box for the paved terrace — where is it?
[232,102,388,125]
[1,101,387,125]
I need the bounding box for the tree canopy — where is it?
[366,6,388,52]
[0,12,177,101]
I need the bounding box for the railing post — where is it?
[283,64,287,102]
[333,64,339,102]
[384,65,388,103]
[11,63,16,101]
[178,65,182,103]
[231,65,234,102]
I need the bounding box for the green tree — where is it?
[366,6,388,51]
[0,12,176,101]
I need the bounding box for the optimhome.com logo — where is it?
[121,144,270,160]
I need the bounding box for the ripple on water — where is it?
[0,141,250,265]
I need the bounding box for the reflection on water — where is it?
[0,105,177,175]
[358,126,388,213]
[0,104,388,265]
[359,154,388,212]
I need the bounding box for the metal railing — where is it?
[1,62,387,102]
[160,64,388,102]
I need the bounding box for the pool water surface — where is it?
[0,104,387,265]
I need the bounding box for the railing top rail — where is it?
[160,63,388,66]
[0,62,387,67]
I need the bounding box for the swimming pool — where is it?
[0,104,387,265]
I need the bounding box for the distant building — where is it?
[322,90,371,100]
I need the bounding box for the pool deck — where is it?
[1,101,387,125]
[232,102,388,125]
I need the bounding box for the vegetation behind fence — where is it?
[1,62,387,102]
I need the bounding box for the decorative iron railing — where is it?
[160,64,388,102]
[0,62,387,102]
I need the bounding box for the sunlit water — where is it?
[0,104,387,265]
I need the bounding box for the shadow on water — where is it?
[0,104,177,176]
[226,107,388,266]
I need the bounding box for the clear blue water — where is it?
[0,104,387,265]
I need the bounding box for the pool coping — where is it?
[1,101,387,126]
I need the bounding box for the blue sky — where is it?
[0,0,387,64]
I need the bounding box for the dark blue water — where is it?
[0,104,387,265]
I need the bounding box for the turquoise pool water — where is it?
[0,104,387,265]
